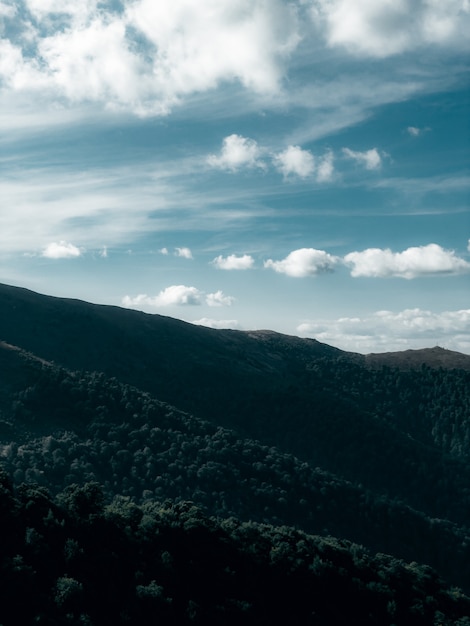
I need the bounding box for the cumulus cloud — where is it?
[42,241,82,259]
[207,134,264,171]
[264,248,339,277]
[212,254,255,270]
[175,247,193,259]
[126,0,300,96]
[1,0,469,119]
[0,2,16,22]
[209,139,334,181]
[122,285,235,308]
[298,308,470,354]
[342,147,382,170]
[25,0,98,22]
[0,0,300,115]
[122,285,203,307]
[192,318,241,330]
[344,243,470,279]
[206,290,236,307]
[311,0,470,58]
[273,145,315,179]
[38,18,144,108]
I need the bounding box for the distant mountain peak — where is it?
[365,346,470,370]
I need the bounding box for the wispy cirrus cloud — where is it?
[342,147,382,170]
[0,165,164,254]
[316,150,335,182]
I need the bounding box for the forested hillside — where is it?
[0,341,469,594]
[1,283,470,619]
[2,471,469,625]
[1,283,469,522]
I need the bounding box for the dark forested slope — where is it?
[1,283,469,525]
[1,472,469,626]
[0,343,469,593]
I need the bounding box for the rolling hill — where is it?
[1,282,470,599]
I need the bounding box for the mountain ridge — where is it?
[0,340,469,592]
[1,282,470,597]
[1,281,470,526]
[2,282,469,368]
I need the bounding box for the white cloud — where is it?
[122,285,203,307]
[316,150,335,182]
[122,285,235,308]
[39,17,146,109]
[407,126,430,137]
[0,2,16,17]
[206,290,235,307]
[126,0,300,97]
[0,166,164,254]
[192,318,241,330]
[298,308,470,354]
[209,140,334,181]
[344,243,470,279]
[212,254,254,270]
[149,285,201,306]
[311,0,470,58]
[342,147,382,170]
[175,247,193,259]
[42,241,82,259]
[273,145,315,179]
[407,126,421,137]
[264,248,339,277]
[207,134,264,171]
[99,246,108,258]
[160,247,169,255]
[0,0,300,115]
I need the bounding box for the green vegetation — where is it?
[0,346,469,593]
[1,283,470,620]
[1,471,469,625]
[1,283,469,525]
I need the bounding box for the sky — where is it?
[1,0,469,354]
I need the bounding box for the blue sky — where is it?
[1,0,469,353]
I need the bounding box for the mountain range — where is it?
[0,282,469,621]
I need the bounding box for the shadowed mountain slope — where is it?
[365,346,470,370]
[1,472,469,625]
[1,283,470,526]
[0,342,469,593]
